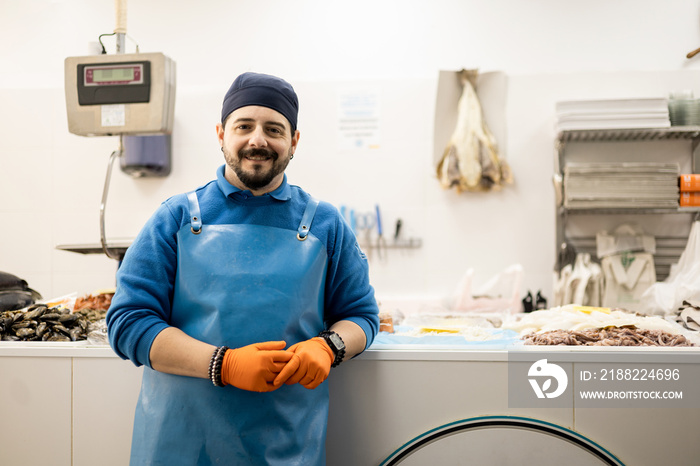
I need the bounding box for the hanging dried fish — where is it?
[436,69,513,192]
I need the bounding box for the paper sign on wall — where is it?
[337,88,381,150]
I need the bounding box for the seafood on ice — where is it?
[436,69,513,192]
[503,304,699,346]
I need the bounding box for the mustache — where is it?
[238,148,277,160]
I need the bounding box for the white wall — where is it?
[2,0,700,307]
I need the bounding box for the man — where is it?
[106,72,379,465]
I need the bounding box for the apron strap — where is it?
[187,191,318,239]
[187,191,202,234]
[297,197,320,241]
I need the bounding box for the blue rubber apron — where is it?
[130,193,329,466]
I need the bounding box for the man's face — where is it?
[217,105,299,194]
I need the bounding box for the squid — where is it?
[436,69,513,192]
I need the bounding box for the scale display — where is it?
[84,64,143,86]
[77,60,150,106]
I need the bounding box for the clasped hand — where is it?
[221,338,333,392]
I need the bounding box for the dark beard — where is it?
[230,147,290,191]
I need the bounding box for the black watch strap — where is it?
[319,330,346,367]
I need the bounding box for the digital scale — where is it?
[64,52,175,136]
[60,50,176,260]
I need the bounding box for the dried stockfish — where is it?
[436,69,513,192]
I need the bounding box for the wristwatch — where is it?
[319,330,346,367]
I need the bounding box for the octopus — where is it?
[523,327,694,347]
[436,69,513,192]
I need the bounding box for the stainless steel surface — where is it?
[64,52,176,136]
[56,241,131,260]
[99,140,123,260]
[555,126,700,273]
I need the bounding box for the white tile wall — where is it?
[4,1,700,304]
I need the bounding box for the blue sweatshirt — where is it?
[107,165,379,367]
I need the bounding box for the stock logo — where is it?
[528,359,568,399]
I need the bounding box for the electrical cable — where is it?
[97,32,140,54]
[98,32,115,54]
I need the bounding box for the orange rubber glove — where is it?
[274,337,334,390]
[221,341,294,392]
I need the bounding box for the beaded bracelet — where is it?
[208,346,229,387]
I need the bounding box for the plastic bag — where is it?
[596,223,656,258]
[451,264,523,313]
[601,252,656,309]
[639,221,700,315]
[87,319,109,345]
[0,271,42,311]
[42,292,77,312]
[553,253,603,307]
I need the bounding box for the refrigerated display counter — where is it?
[1,341,699,465]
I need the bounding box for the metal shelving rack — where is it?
[555,126,700,280]
[556,126,700,171]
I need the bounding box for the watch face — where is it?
[328,333,345,350]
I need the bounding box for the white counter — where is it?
[1,344,699,465]
[329,345,700,466]
[0,343,142,466]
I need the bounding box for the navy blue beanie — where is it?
[221,72,299,131]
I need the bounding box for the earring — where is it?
[290,154,294,160]
[220,147,224,152]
